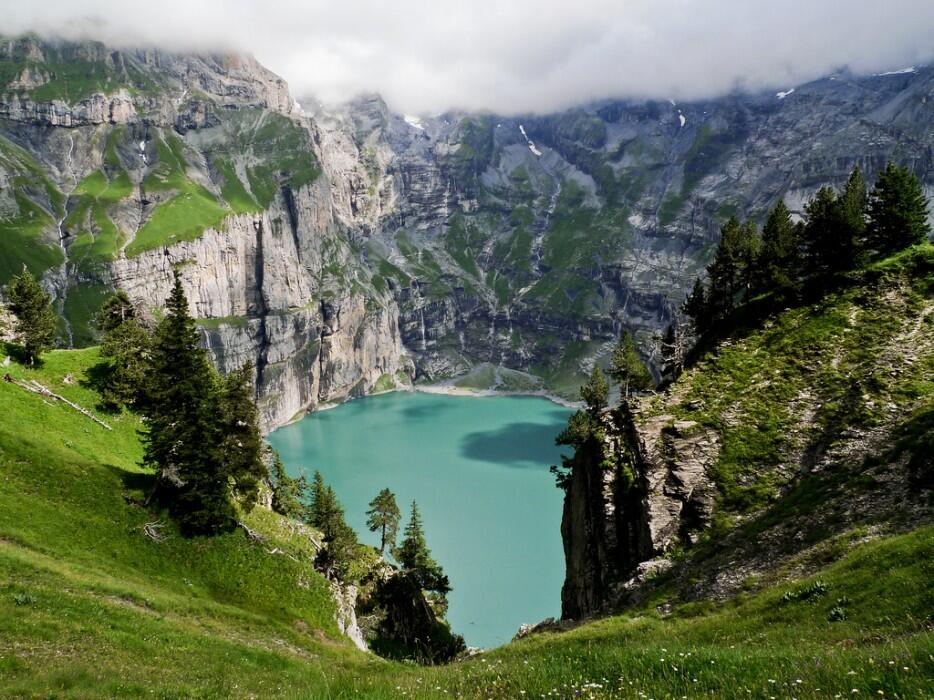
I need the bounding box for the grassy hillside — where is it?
[1,318,933,697]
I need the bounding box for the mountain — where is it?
[1,35,933,431]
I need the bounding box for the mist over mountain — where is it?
[4,0,934,114]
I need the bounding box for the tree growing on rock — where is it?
[579,366,609,419]
[309,480,359,579]
[5,267,57,365]
[658,322,687,383]
[398,501,450,595]
[609,331,653,399]
[367,488,401,556]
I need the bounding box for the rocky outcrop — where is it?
[331,581,367,651]
[560,405,719,619]
[0,90,138,126]
[106,180,407,431]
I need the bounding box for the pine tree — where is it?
[398,501,450,594]
[144,271,229,535]
[683,277,710,336]
[659,322,686,382]
[366,488,402,556]
[739,220,762,298]
[706,217,759,321]
[310,482,358,579]
[306,470,327,525]
[839,167,868,250]
[217,362,266,512]
[269,453,307,520]
[756,201,801,300]
[801,182,868,279]
[97,291,137,333]
[98,315,152,409]
[609,331,652,399]
[5,267,57,365]
[867,162,931,254]
[579,366,609,418]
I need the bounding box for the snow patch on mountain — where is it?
[403,114,425,130]
[876,66,917,76]
[518,124,542,156]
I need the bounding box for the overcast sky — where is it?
[6,1,934,114]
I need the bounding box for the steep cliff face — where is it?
[306,71,934,392]
[0,36,407,429]
[3,35,934,428]
[560,247,934,618]
[560,407,719,619]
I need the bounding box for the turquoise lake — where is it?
[267,391,572,648]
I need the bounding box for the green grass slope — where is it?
[1,331,932,697]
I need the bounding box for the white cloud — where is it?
[5,0,934,114]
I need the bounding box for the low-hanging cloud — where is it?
[5,0,934,115]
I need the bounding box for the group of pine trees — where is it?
[685,163,931,337]
[99,272,268,534]
[268,464,451,596]
[552,331,652,489]
[1,265,452,599]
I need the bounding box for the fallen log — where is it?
[3,373,112,430]
[237,520,267,542]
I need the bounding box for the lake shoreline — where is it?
[278,383,581,428]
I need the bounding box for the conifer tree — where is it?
[802,185,866,279]
[144,271,230,534]
[5,267,57,365]
[867,162,931,254]
[307,479,358,579]
[706,217,759,321]
[579,366,609,418]
[683,277,710,336]
[739,220,762,298]
[367,488,402,556]
[756,201,801,299]
[269,453,307,520]
[659,322,686,382]
[398,501,450,594]
[98,315,152,409]
[839,166,868,250]
[306,470,327,525]
[97,291,137,333]
[217,362,266,512]
[609,331,652,399]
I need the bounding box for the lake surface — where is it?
[267,391,572,648]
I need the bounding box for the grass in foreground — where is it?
[0,347,931,698]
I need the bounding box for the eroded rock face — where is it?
[4,35,934,431]
[106,182,406,431]
[560,406,719,619]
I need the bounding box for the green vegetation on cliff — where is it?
[3,260,932,697]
